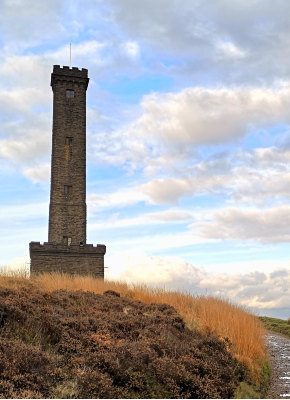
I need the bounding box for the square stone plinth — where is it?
[29,242,106,278]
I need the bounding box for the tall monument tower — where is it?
[29,65,106,277]
[49,66,88,245]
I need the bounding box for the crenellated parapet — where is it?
[51,65,89,90]
[30,242,106,254]
[53,65,88,77]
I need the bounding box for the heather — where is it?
[0,285,243,399]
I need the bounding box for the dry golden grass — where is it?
[0,272,266,380]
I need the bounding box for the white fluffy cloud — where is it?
[24,163,51,183]
[192,205,290,243]
[1,253,30,276]
[106,249,204,287]
[140,145,290,205]
[88,85,290,179]
[141,169,290,206]
[88,189,148,211]
[132,86,290,147]
[105,249,290,309]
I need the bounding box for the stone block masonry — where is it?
[49,65,88,244]
[29,65,106,277]
[30,242,105,278]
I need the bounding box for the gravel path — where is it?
[266,332,290,398]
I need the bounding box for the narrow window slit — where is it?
[64,185,72,196]
[63,236,71,245]
[65,137,73,146]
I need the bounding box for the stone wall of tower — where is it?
[49,65,89,245]
[30,242,105,278]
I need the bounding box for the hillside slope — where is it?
[0,286,242,399]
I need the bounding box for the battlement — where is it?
[53,65,88,78]
[30,241,106,255]
[51,65,89,90]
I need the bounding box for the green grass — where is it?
[234,361,271,399]
[259,316,290,337]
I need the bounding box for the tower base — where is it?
[29,242,106,278]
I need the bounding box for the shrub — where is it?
[0,287,242,398]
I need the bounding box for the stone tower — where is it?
[29,65,106,277]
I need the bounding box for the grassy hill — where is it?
[259,316,290,337]
[0,273,270,398]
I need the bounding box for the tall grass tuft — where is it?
[0,272,266,380]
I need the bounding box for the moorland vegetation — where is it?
[260,316,290,338]
[0,273,269,398]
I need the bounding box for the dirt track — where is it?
[266,332,290,398]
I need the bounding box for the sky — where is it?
[1,0,290,318]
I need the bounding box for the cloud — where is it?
[1,254,30,276]
[122,41,140,60]
[24,163,50,183]
[141,178,194,204]
[198,269,290,309]
[0,58,53,170]
[0,0,66,48]
[89,209,195,230]
[270,269,288,279]
[105,249,290,309]
[192,205,290,243]
[131,86,290,147]
[0,40,109,92]
[0,202,48,223]
[88,189,148,211]
[108,0,290,84]
[140,146,290,205]
[0,127,51,166]
[215,40,246,59]
[106,249,204,287]
[3,23,290,180]
[0,133,51,165]
[87,85,290,182]
[146,210,193,222]
[2,0,290,86]
[5,256,26,270]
